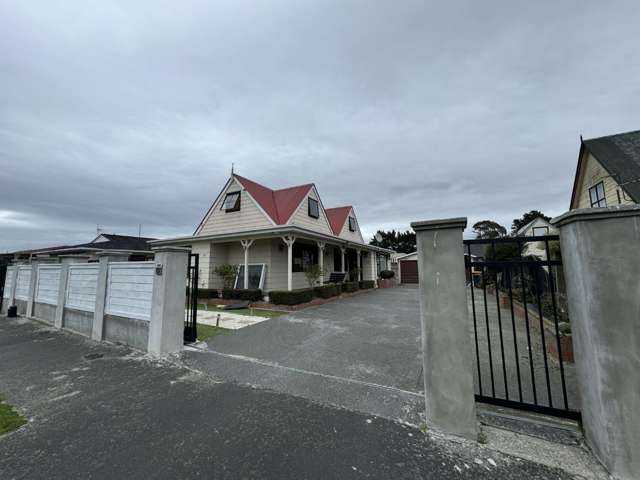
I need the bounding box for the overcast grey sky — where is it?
[1,1,639,251]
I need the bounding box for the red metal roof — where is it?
[234,174,314,225]
[324,206,352,235]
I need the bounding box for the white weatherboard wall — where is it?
[14,266,32,300]
[35,265,61,305]
[105,262,154,320]
[66,264,99,312]
[2,266,14,298]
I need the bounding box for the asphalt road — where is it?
[0,316,574,479]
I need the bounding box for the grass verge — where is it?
[0,396,27,435]
[197,305,285,318]
[196,324,230,341]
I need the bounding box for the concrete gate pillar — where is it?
[148,247,190,356]
[411,218,477,440]
[552,206,640,480]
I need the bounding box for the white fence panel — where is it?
[15,266,32,300]
[36,265,61,305]
[2,266,15,299]
[66,264,99,312]
[106,262,154,321]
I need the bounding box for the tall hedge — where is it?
[269,288,314,305]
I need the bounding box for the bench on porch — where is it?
[328,272,346,283]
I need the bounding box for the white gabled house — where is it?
[150,174,393,292]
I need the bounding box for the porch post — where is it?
[240,239,254,289]
[340,246,346,273]
[26,260,39,318]
[371,252,376,281]
[282,236,296,291]
[317,241,325,285]
[356,249,362,281]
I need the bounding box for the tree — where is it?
[369,229,416,253]
[472,220,507,239]
[214,264,239,289]
[511,210,551,234]
[303,264,325,288]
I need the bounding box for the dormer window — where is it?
[348,216,356,232]
[222,191,241,212]
[308,198,319,219]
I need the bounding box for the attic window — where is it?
[589,182,607,208]
[348,216,356,232]
[532,226,549,236]
[308,198,319,219]
[222,192,241,212]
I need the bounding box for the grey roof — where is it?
[583,129,640,202]
[13,234,155,256]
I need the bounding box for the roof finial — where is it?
[231,162,234,176]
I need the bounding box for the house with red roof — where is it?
[151,173,392,293]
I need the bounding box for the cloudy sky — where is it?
[1,1,639,251]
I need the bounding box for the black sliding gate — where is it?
[184,253,199,343]
[464,235,580,421]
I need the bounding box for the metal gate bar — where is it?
[184,253,199,343]
[464,235,580,421]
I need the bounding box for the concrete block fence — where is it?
[1,247,189,356]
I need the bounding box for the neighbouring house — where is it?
[10,233,156,263]
[150,173,393,293]
[394,252,418,284]
[515,216,558,260]
[570,129,640,210]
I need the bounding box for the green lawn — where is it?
[196,324,230,341]
[197,305,286,318]
[0,396,26,435]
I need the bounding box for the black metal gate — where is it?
[464,235,580,421]
[184,253,199,343]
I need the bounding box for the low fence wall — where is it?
[1,253,183,355]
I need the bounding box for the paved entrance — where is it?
[182,286,426,424]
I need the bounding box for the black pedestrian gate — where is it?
[464,235,580,421]
[184,253,199,343]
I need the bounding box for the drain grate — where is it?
[83,353,104,361]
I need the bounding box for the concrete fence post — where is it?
[148,247,190,356]
[411,218,477,440]
[26,261,39,318]
[54,264,69,329]
[8,265,18,308]
[552,206,640,480]
[91,256,110,341]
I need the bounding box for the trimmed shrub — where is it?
[342,281,359,293]
[269,288,314,305]
[198,288,219,299]
[380,269,395,279]
[359,280,375,289]
[334,283,343,295]
[221,288,263,301]
[313,284,339,299]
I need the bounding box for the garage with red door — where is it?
[398,253,418,284]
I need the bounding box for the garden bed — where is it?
[201,286,375,312]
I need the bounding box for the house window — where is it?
[234,264,266,289]
[308,197,319,219]
[292,243,317,272]
[589,182,607,208]
[532,226,549,236]
[222,192,241,212]
[348,216,356,232]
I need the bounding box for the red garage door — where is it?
[400,260,418,284]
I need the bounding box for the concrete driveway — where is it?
[182,286,426,424]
